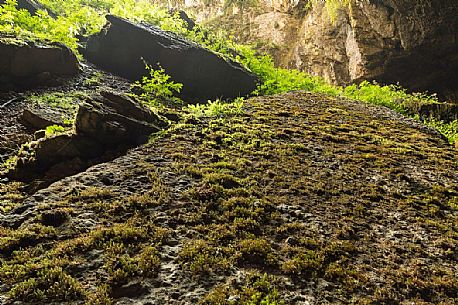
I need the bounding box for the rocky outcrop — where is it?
[75,90,168,146]
[20,107,70,130]
[83,15,258,103]
[0,36,79,89]
[178,0,458,101]
[8,91,167,186]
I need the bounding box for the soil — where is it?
[0,86,456,304]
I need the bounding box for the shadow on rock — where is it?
[6,90,167,191]
[83,15,259,103]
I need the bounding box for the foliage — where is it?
[130,63,183,108]
[1,0,455,144]
[200,273,284,305]
[27,91,85,125]
[9,266,84,302]
[0,0,79,50]
[185,98,244,118]
[45,125,66,137]
[424,118,458,145]
[0,0,187,53]
[27,92,81,111]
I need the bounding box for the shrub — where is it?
[131,62,183,108]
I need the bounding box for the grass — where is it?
[26,91,88,125]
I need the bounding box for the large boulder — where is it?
[83,15,258,103]
[7,91,167,185]
[0,36,79,88]
[75,91,167,147]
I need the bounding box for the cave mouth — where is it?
[374,43,458,103]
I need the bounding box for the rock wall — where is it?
[167,0,458,100]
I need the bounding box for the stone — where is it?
[20,107,66,130]
[7,134,101,182]
[75,90,166,147]
[111,281,149,299]
[416,103,458,123]
[84,15,258,102]
[33,135,103,165]
[177,0,458,101]
[7,90,167,186]
[0,36,79,88]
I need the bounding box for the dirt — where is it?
[0,89,456,304]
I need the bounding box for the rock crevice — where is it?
[7,91,167,189]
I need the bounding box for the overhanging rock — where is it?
[0,36,79,89]
[83,15,259,103]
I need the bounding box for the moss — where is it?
[179,239,234,275]
[236,238,278,267]
[281,250,322,276]
[0,181,26,213]
[200,272,285,305]
[0,91,456,303]
[0,224,57,256]
[104,243,161,284]
[9,266,84,302]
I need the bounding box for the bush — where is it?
[130,62,183,108]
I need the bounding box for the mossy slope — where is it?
[0,91,457,304]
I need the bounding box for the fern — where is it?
[130,63,183,108]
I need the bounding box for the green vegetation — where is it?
[424,118,458,145]
[185,98,244,118]
[1,0,456,144]
[0,1,456,303]
[0,0,186,51]
[44,125,65,137]
[131,63,183,108]
[26,91,87,125]
[0,90,457,304]
[27,92,79,111]
[0,0,79,50]
[200,273,285,305]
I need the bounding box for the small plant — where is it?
[423,118,458,145]
[200,273,285,305]
[83,71,103,86]
[9,266,84,302]
[27,92,79,111]
[185,98,244,118]
[179,239,234,275]
[131,62,183,108]
[45,125,66,137]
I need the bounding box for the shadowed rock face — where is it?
[7,91,167,187]
[343,0,458,100]
[83,15,259,103]
[0,36,79,89]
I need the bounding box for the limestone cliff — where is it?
[168,0,458,101]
